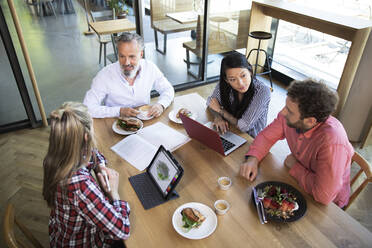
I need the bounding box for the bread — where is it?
[181,207,206,224]
[117,117,141,131]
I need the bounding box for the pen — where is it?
[94,149,111,192]
[100,161,111,192]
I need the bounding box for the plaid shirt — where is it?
[49,153,130,247]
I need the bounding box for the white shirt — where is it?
[83,60,175,118]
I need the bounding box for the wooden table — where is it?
[166,11,199,24]
[93,93,372,247]
[89,19,136,61]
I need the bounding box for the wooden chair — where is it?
[3,203,44,248]
[344,152,372,210]
[90,9,115,66]
[150,0,196,54]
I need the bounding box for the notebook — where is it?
[180,114,246,156]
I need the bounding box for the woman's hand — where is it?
[213,116,229,134]
[97,167,121,201]
[209,98,221,113]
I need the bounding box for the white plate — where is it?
[112,118,143,135]
[169,110,197,124]
[137,111,153,121]
[172,202,217,240]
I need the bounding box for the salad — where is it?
[258,185,299,219]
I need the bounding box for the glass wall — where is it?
[271,0,372,89]
[0,34,28,126]
[142,0,251,86]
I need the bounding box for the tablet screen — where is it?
[148,147,181,197]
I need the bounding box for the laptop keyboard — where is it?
[220,136,235,153]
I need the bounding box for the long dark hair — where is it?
[219,52,255,119]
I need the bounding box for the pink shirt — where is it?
[246,113,354,207]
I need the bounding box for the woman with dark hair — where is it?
[207,52,271,137]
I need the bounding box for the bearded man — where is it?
[240,79,354,208]
[84,32,174,118]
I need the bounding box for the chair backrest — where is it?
[90,9,115,22]
[3,203,44,248]
[344,152,372,210]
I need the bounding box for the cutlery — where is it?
[256,188,267,223]
[252,186,265,224]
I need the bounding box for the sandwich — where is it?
[181,207,206,232]
[176,108,192,119]
[117,117,141,132]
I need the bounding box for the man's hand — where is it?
[120,107,139,117]
[240,156,259,181]
[284,154,297,169]
[148,103,164,117]
[209,98,221,113]
[213,116,229,134]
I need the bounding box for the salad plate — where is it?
[252,181,307,223]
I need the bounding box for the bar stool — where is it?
[247,31,273,91]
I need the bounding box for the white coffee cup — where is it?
[214,200,230,215]
[218,176,232,190]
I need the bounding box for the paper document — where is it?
[137,122,190,151]
[111,122,190,171]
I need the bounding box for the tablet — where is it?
[147,145,183,199]
[129,145,183,209]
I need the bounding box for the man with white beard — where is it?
[84,32,174,118]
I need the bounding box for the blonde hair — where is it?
[43,102,95,208]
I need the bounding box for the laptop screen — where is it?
[147,146,182,197]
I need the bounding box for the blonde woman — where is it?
[42,102,129,248]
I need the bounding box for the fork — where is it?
[256,188,267,223]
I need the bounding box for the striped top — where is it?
[207,79,271,137]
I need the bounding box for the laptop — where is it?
[129,145,184,210]
[179,114,246,156]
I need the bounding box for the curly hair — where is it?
[287,79,339,123]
